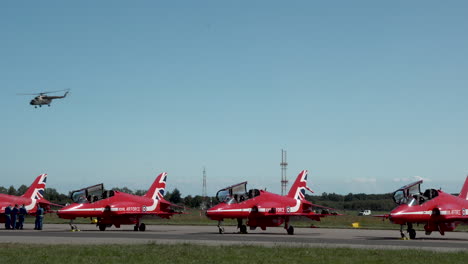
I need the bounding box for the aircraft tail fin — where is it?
[144,172,167,201]
[21,174,47,200]
[287,170,313,200]
[458,176,468,200]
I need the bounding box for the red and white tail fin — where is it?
[459,176,468,200]
[21,174,47,201]
[144,172,167,201]
[287,170,313,200]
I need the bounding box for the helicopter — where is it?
[18,89,70,108]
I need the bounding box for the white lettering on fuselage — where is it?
[111,207,141,212]
[451,210,461,215]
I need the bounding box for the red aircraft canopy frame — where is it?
[215,181,247,203]
[392,180,423,205]
[70,183,104,204]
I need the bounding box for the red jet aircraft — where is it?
[57,172,180,231]
[206,170,335,235]
[387,176,468,239]
[1,174,57,222]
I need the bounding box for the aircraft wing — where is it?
[253,210,340,221]
[432,215,468,223]
[302,200,340,214]
[372,214,390,219]
[99,209,183,219]
[39,199,63,208]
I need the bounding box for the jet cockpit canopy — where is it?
[392,180,423,205]
[392,179,440,206]
[70,183,105,204]
[216,181,247,204]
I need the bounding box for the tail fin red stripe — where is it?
[287,170,312,200]
[144,172,167,200]
[22,174,47,200]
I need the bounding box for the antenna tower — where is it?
[280,149,288,195]
[202,167,207,199]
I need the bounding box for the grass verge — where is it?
[0,243,467,264]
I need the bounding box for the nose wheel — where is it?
[217,221,225,234]
[134,223,146,231]
[400,223,416,239]
[69,220,80,232]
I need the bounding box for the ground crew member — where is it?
[18,204,27,230]
[4,205,12,229]
[34,205,44,230]
[11,204,19,229]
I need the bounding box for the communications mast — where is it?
[280,149,288,195]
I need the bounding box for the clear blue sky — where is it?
[1,1,468,196]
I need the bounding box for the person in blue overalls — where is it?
[18,204,27,230]
[34,205,44,230]
[4,205,12,229]
[11,204,19,229]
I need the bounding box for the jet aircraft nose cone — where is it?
[30,100,34,105]
[388,206,407,224]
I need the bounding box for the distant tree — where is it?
[45,188,60,202]
[327,193,342,202]
[164,190,172,201]
[112,187,134,194]
[183,195,193,207]
[43,188,71,205]
[7,186,16,196]
[169,188,182,204]
[134,189,146,196]
[344,193,353,202]
[0,186,7,194]
[17,185,28,196]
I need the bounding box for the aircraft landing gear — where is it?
[69,220,80,232]
[240,225,247,234]
[407,223,416,239]
[217,220,225,234]
[98,224,106,231]
[133,222,146,231]
[400,223,416,239]
[284,216,294,235]
[237,218,247,234]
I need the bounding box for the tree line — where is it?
[0,186,397,211]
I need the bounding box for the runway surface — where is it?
[1,224,468,252]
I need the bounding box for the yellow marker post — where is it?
[351,222,360,228]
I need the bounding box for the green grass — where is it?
[0,243,467,264]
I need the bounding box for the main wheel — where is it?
[409,229,416,239]
[218,227,224,234]
[139,223,146,231]
[287,225,294,235]
[134,225,139,231]
[98,224,106,231]
[240,225,247,234]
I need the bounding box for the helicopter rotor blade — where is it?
[16,89,70,96]
[39,89,70,94]
[17,93,42,96]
